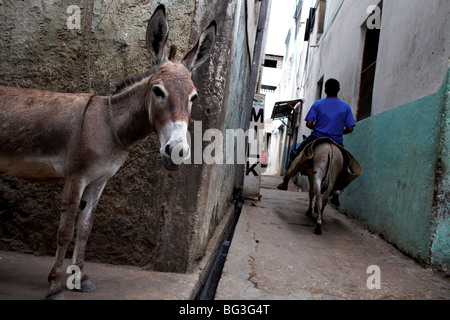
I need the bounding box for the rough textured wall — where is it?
[0,0,195,268]
[0,0,268,272]
[188,0,252,266]
[0,0,194,94]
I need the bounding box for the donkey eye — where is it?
[153,86,166,99]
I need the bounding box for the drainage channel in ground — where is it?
[196,199,244,300]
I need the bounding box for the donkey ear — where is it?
[146,4,169,71]
[183,21,216,73]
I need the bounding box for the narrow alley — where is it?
[0,175,449,300]
[0,0,448,305]
[215,175,450,300]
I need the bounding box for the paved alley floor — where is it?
[0,250,202,300]
[1,175,449,301]
[215,175,450,300]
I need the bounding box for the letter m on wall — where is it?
[251,107,264,123]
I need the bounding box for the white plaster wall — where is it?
[303,0,377,118]
[303,0,449,118]
[372,0,450,114]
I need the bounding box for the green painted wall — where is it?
[430,68,450,271]
[341,69,449,270]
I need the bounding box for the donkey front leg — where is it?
[71,180,108,294]
[46,179,86,300]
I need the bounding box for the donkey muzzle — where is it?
[161,140,190,171]
[159,122,190,171]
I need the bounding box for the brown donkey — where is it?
[306,142,344,235]
[0,5,216,299]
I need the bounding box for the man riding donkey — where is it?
[277,78,356,206]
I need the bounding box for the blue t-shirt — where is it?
[305,97,356,144]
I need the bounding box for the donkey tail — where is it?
[321,144,334,194]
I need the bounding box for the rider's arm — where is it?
[343,126,355,135]
[306,121,315,130]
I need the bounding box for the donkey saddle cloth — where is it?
[285,137,363,190]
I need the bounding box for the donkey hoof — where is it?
[76,279,96,293]
[314,225,322,235]
[45,291,66,300]
[306,209,313,217]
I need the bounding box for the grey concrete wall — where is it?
[0,0,268,272]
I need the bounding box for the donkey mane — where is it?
[113,70,153,95]
[113,45,178,95]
